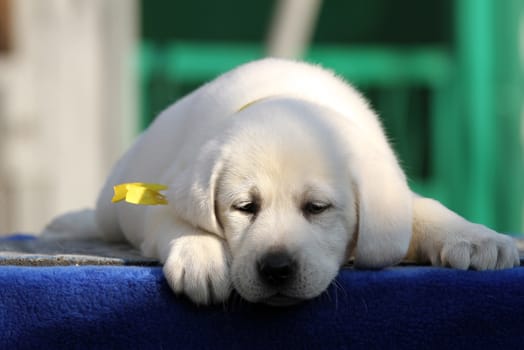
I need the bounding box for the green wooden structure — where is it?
[138,0,523,233]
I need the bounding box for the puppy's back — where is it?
[95,58,384,242]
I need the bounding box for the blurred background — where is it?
[0,0,522,235]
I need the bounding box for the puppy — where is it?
[50,58,520,306]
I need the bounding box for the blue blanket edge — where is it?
[2,234,524,349]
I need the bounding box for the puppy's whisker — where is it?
[326,278,348,311]
[320,289,332,303]
[317,288,340,313]
[332,279,348,299]
[228,290,245,311]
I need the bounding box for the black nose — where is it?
[257,251,297,287]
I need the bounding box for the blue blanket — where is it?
[1,234,524,349]
[2,265,524,348]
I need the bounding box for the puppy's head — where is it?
[214,100,356,305]
[171,97,412,305]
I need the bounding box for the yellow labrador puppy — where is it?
[50,58,520,306]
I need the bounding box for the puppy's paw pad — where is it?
[163,235,232,304]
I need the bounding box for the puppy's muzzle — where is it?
[257,250,297,287]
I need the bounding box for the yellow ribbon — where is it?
[112,183,168,205]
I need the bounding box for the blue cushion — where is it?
[1,264,524,349]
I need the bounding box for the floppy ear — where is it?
[167,140,226,237]
[352,147,413,269]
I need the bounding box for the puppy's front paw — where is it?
[163,235,232,304]
[436,225,520,270]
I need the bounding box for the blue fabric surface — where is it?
[1,265,524,349]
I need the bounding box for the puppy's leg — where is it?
[406,196,520,269]
[42,209,100,239]
[144,213,232,305]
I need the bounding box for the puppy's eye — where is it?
[303,201,331,216]
[233,202,259,215]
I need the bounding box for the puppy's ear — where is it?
[352,149,413,269]
[167,140,225,237]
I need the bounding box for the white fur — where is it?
[46,58,519,305]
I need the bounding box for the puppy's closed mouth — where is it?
[262,293,304,307]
